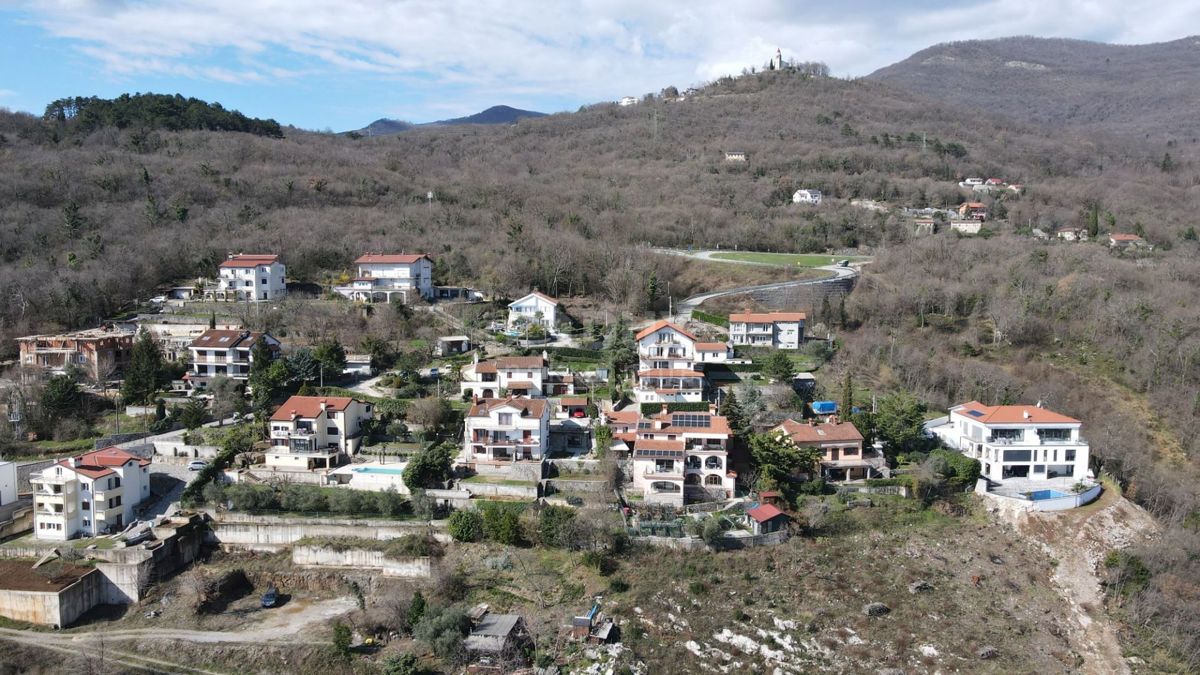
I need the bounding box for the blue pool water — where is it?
[351,467,406,475]
[1026,489,1070,501]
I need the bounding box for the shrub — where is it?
[330,621,353,658]
[414,606,470,661]
[538,505,576,548]
[386,534,443,558]
[688,580,709,595]
[480,502,524,546]
[608,577,630,593]
[692,309,729,327]
[381,653,420,675]
[279,484,328,513]
[448,509,484,542]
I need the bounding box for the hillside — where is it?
[2,68,1200,668]
[868,36,1200,139]
[352,105,546,136]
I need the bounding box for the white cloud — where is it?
[14,0,1200,111]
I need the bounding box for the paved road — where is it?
[654,247,850,268]
[667,258,860,322]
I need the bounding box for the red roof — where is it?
[559,397,588,406]
[695,342,728,351]
[355,253,432,265]
[775,419,864,444]
[747,504,786,523]
[510,291,558,306]
[635,438,685,452]
[635,320,697,342]
[58,446,150,478]
[467,397,549,418]
[1109,233,1144,242]
[270,396,359,421]
[729,312,806,323]
[218,254,279,268]
[953,401,1080,425]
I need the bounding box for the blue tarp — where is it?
[812,401,838,414]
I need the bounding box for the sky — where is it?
[0,1,1197,131]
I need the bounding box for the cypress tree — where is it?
[121,330,164,405]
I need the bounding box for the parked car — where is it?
[187,460,208,471]
[261,585,279,608]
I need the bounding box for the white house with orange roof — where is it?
[507,291,559,332]
[728,312,806,349]
[461,397,550,471]
[334,253,434,304]
[187,329,281,389]
[458,352,575,399]
[205,253,287,302]
[694,341,732,363]
[621,405,736,506]
[266,395,374,470]
[933,401,1091,485]
[635,320,706,404]
[30,447,152,540]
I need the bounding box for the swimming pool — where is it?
[1026,489,1070,501]
[351,466,406,475]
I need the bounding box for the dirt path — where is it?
[0,597,357,672]
[984,486,1159,675]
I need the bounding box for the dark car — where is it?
[261,584,278,608]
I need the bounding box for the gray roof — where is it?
[472,613,521,637]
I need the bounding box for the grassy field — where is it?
[709,251,869,267]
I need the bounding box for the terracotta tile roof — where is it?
[638,369,703,378]
[467,397,549,418]
[695,342,729,351]
[494,356,547,369]
[270,396,358,421]
[355,253,432,265]
[635,320,697,342]
[953,401,1080,425]
[634,438,685,452]
[559,397,588,406]
[190,329,275,350]
[961,202,986,209]
[729,312,806,323]
[1109,233,1144,242]
[472,361,498,374]
[604,410,640,425]
[218,254,279,268]
[747,504,787,523]
[510,291,558,306]
[506,381,536,390]
[83,446,151,468]
[775,419,864,444]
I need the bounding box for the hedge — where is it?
[639,401,711,415]
[535,346,605,360]
[692,310,729,328]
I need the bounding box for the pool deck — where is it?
[978,477,1102,511]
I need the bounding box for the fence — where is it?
[836,485,911,498]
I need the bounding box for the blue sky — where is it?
[1,1,1196,131]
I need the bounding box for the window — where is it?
[82,501,90,511]
[82,519,90,527]
[327,426,338,435]
[498,413,513,425]
[1065,449,1076,462]
[1033,465,1046,473]
[1003,450,1032,462]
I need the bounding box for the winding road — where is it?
[655,249,863,321]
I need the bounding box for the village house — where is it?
[435,335,472,357]
[728,312,805,349]
[1056,227,1089,242]
[507,291,559,333]
[911,218,937,236]
[958,202,988,220]
[950,219,983,235]
[333,253,434,304]
[694,342,732,363]
[1109,233,1151,250]
[266,396,374,471]
[125,316,242,362]
[30,447,151,540]
[772,418,886,482]
[933,401,1091,485]
[458,353,575,399]
[609,405,736,506]
[792,189,823,205]
[461,397,550,470]
[619,96,638,107]
[16,325,135,380]
[959,177,984,187]
[204,254,287,302]
[634,320,705,404]
[723,150,748,162]
[186,329,281,389]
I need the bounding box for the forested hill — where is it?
[42,93,284,138]
[352,105,546,136]
[868,36,1200,140]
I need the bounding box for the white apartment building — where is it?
[205,254,287,302]
[935,401,1091,484]
[792,189,823,205]
[607,406,736,507]
[728,312,806,349]
[461,397,550,469]
[0,461,17,506]
[635,321,705,404]
[266,396,374,470]
[187,329,280,389]
[334,253,434,304]
[459,353,575,399]
[30,447,151,541]
[507,292,559,332]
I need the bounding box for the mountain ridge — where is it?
[352,104,546,136]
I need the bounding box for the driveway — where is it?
[674,263,859,321]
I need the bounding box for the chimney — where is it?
[1036,400,1044,408]
[1023,410,1032,420]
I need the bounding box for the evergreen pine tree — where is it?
[840,371,854,415]
[208,311,216,329]
[721,390,749,439]
[121,329,164,405]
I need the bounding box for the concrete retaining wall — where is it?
[460,482,540,500]
[154,440,221,460]
[548,459,602,473]
[546,479,609,494]
[93,432,152,449]
[836,485,911,498]
[0,568,105,628]
[207,512,447,551]
[292,546,433,578]
[633,530,789,551]
[472,461,544,481]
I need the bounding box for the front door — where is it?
[830,448,840,461]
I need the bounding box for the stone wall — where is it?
[460,482,540,500]
[93,432,153,449]
[154,440,221,460]
[546,478,609,494]
[473,460,544,481]
[292,545,433,578]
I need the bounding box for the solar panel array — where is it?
[635,448,683,458]
[966,409,985,418]
[671,413,711,428]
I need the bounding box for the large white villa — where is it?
[930,401,1099,510]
